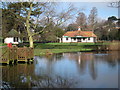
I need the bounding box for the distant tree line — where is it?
[1,2,120,47]
[66,8,120,41]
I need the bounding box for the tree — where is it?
[54,26,65,38]
[2,5,27,38]
[94,16,119,41]
[2,8,15,37]
[5,2,76,47]
[88,7,98,31]
[108,1,120,8]
[94,21,109,40]
[76,12,87,30]
[108,1,120,40]
[3,2,48,47]
[66,23,78,31]
[108,16,117,21]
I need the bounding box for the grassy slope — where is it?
[34,43,101,56]
[34,48,92,56]
[0,43,7,46]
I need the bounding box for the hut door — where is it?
[77,38,81,42]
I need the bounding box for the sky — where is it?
[74,2,118,19]
[57,2,118,20]
[1,0,119,25]
[54,1,118,25]
[1,0,119,2]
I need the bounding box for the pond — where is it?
[1,51,120,88]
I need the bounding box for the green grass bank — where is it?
[33,42,103,56]
[1,41,119,56]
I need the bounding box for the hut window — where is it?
[73,38,76,40]
[66,38,68,40]
[83,38,85,40]
[14,37,18,42]
[88,37,90,40]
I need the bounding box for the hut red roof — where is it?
[63,30,97,37]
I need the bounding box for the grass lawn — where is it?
[33,41,120,56]
[0,43,7,46]
[1,41,119,56]
[34,48,92,56]
[33,42,103,49]
[0,42,110,56]
[34,42,103,46]
[33,42,100,56]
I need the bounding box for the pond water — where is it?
[1,51,120,88]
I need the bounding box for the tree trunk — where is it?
[29,36,33,48]
[26,3,34,48]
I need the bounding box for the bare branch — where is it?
[108,1,120,8]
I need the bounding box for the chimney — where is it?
[78,26,81,31]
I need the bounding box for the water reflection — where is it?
[1,51,119,88]
[2,64,35,88]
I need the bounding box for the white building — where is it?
[4,29,22,44]
[61,27,97,43]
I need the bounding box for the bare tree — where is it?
[76,12,87,30]
[108,0,120,8]
[88,7,98,31]
[12,1,76,47]
[55,3,77,26]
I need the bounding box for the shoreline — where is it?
[34,48,94,56]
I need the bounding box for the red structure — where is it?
[7,43,12,48]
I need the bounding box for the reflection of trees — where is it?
[2,64,78,88]
[2,81,11,89]
[2,63,35,88]
[89,59,97,80]
[35,53,64,77]
[62,52,87,74]
[62,53,78,60]
[2,51,119,88]
[78,53,87,74]
[45,53,63,61]
[95,51,119,67]
[106,51,119,67]
[31,75,78,88]
[68,52,97,80]
[80,53,97,80]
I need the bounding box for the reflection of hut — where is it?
[4,29,23,44]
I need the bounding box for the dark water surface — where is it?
[1,51,120,88]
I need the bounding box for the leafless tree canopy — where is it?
[76,12,87,30]
[108,1,120,8]
[88,7,98,30]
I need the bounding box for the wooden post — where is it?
[17,47,28,62]
[0,47,10,64]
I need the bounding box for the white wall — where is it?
[62,37,97,43]
[86,37,97,42]
[86,37,94,42]
[71,38,77,42]
[81,38,87,42]
[79,37,96,42]
[4,37,21,44]
[62,37,72,42]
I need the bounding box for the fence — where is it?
[0,46,34,64]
